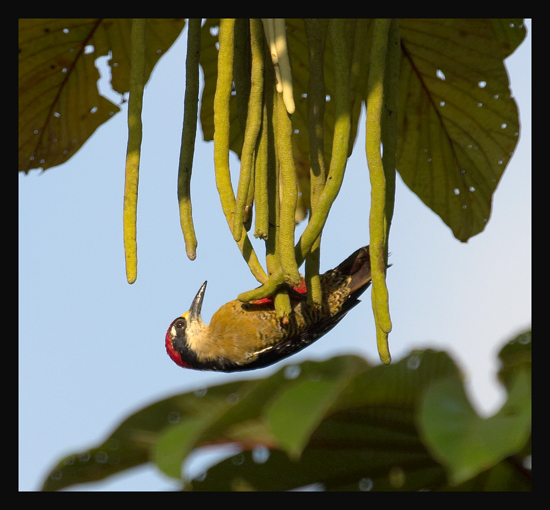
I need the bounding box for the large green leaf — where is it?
[21,19,525,243]
[199,19,525,240]
[265,355,368,460]
[187,349,459,491]
[417,331,531,486]
[418,369,531,486]
[152,367,315,480]
[18,18,185,173]
[40,351,451,491]
[40,377,250,490]
[41,334,530,491]
[396,19,525,241]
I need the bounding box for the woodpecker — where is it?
[166,246,371,372]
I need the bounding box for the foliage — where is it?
[18,18,526,365]
[19,20,529,491]
[41,331,531,491]
[19,19,525,243]
[18,19,185,174]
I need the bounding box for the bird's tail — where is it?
[337,245,372,296]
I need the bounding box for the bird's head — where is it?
[165,281,208,369]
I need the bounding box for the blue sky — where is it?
[19,20,531,491]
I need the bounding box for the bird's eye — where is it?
[175,318,186,330]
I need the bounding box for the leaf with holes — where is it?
[18,18,185,173]
[395,19,526,241]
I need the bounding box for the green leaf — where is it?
[41,339,531,491]
[19,18,185,173]
[153,417,211,480]
[186,445,445,491]
[152,372,294,480]
[396,19,526,241]
[188,350,461,491]
[498,330,531,391]
[40,378,250,491]
[418,368,531,485]
[266,355,367,459]
[267,379,341,460]
[41,352,448,491]
[198,19,525,238]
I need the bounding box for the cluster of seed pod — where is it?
[123,18,398,363]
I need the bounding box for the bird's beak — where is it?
[189,281,207,322]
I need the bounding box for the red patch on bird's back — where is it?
[292,279,308,294]
[249,278,307,305]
